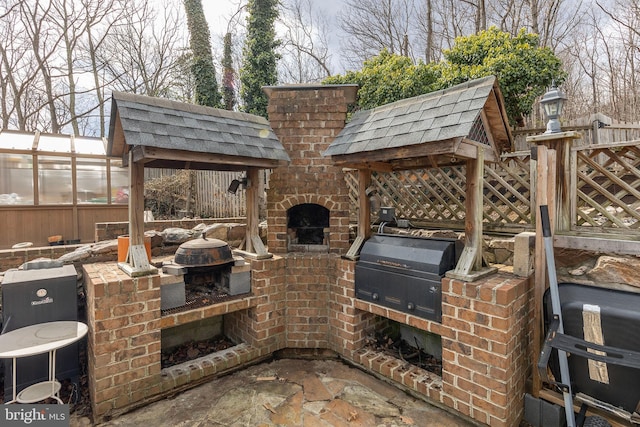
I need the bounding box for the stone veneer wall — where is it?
[94,218,244,242]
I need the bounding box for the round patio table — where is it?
[0,321,88,404]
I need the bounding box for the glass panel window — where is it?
[0,153,34,204]
[38,155,72,204]
[77,158,108,203]
[74,137,106,155]
[110,161,129,204]
[38,134,72,153]
[0,131,35,150]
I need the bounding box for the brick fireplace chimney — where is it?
[264,85,358,255]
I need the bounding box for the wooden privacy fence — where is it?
[144,169,247,218]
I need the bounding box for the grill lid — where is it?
[174,233,233,267]
[359,234,460,275]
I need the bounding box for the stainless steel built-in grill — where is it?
[355,234,461,322]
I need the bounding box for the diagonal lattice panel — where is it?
[344,152,535,231]
[575,144,640,229]
[483,154,532,225]
[413,167,466,221]
[370,168,466,222]
[374,171,431,220]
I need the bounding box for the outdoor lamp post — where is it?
[540,83,567,134]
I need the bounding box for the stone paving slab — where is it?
[88,358,476,427]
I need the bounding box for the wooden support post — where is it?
[470,148,484,272]
[557,139,571,232]
[119,151,157,277]
[71,149,79,240]
[446,147,496,281]
[345,169,371,260]
[242,167,271,259]
[185,161,193,216]
[531,144,557,397]
[527,131,580,233]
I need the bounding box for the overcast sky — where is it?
[201,0,346,74]
[202,0,344,32]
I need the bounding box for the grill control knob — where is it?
[407,302,415,311]
[372,293,379,301]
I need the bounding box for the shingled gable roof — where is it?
[108,91,290,171]
[323,76,513,171]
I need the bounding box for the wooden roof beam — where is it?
[129,145,287,170]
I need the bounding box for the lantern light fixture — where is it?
[540,82,567,134]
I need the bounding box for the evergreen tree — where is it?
[240,0,280,118]
[183,0,222,107]
[222,32,235,111]
[434,27,566,126]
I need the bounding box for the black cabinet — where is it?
[1,265,79,400]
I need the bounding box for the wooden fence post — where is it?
[531,144,557,397]
[527,131,581,233]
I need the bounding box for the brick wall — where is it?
[284,254,335,348]
[329,258,377,358]
[441,274,533,427]
[0,245,79,271]
[330,258,532,427]
[265,86,354,255]
[227,254,338,351]
[224,257,287,356]
[83,228,531,427]
[83,262,162,420]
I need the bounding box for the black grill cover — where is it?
[544,283,640,413]
[355,234,460,322]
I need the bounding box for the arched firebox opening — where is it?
[287,203,330,251]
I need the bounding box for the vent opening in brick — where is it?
[287,203,329,251]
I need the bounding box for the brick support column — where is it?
[83,263,162,422]
[441,274,533,427]
[284,254,336,348]
[224,257,287,356]
[329,258,377,358]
